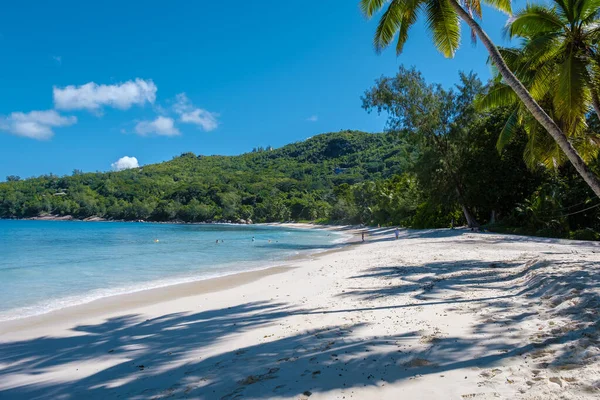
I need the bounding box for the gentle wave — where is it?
[0,222,351,322]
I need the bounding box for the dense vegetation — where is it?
[361,0,600,199]
[0,130,416,223]
[1,67,599,240]
[5,0,600,241]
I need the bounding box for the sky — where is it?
[0,0,522,179]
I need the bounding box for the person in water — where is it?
[252,236,255,242]
[394,227,399,240]
[361,232,365,242]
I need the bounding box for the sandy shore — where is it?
[1,227,599,399]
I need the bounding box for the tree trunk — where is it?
[449,0,600,199]
[461,203,480,228]
[455,186,479,228]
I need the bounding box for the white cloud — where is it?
[53,79,157,112]
[173,93,219,131]
[134,116,179,136]
[307,115,318,122]
[0,110,76,140]
[111,156,139,171]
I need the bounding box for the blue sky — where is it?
[0,0,521,179]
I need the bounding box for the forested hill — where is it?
[0,130,415,222]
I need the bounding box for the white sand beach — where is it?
[1,227,599,399]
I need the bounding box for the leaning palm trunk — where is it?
[449,0,600,199]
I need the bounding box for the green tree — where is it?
[363,67,485,226]
[478,0,600,169]
[507,0,600,122]
[361,0,600,198]
[479,46,600,170]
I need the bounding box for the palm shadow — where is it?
[2,240,599,398]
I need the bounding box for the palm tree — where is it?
[506,0,600,127]
[478,45,600,170]
[360,0,600,198]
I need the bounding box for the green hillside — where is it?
[0,130,415,222]
[2,66,599,240]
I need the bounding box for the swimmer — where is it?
[252,236,255,242]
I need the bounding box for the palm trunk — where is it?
[449,0,600,199]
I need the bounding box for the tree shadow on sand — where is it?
[2,296,597,399]
[1,248,599,398]
[332,255,600,390]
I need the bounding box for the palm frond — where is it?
[497,108,521,152]
[580,0,600,24]
[425,0,461,58]
[482,0,512,15]
[476,84,518,110]
[508,5,563,38]
[524,125,566,170]
[553,0,574,23]
[396,2,422,54]
[554,51,592,130]
[528,62,558,101]
[360,0,388,18]
[373,0,406,53]
[521,33,563,67]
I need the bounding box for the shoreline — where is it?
[3,228,597,399]
[0,223,359,329]
[0,265,293,337]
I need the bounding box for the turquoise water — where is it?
[0,221,345,321]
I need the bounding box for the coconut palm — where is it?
[506,0,600,127]
[360,0,600,198]
[478,45,600,170]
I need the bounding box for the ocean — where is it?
[0,220,345,321]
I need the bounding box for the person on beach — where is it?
[394,227,399,240]
[361,232,365,242]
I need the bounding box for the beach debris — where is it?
[548,377,564,387]
[238,367,279,385]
